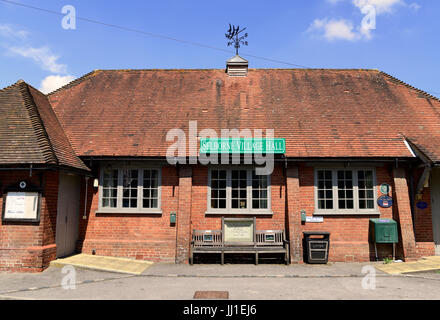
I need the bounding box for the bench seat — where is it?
[190,221,289,265]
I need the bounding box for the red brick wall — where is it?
[0,170,58,272]
[412,168,433,239]
[2,162,431,271]
[393,167,418,260]
[176,166,192,263]
[79,164,287,263]
[190,165,286,231]
[297,164,400,262]
[77,162,429,264]
[78,165,179,262]
[412,167,436,256]
[286,166,302,263]
[413,187,433,242]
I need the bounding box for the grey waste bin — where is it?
[303,231,330,264]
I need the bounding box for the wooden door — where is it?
[56,174,80,258]
[430,168,440,255]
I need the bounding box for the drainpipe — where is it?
[408,165,416,235]
[82,176,89,220]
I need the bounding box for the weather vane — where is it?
[225,24,248,55]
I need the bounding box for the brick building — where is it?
[1,57,440,271]
[0,81,90,272]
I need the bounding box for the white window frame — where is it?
[313,167,380,215]
[206,167,272,215]
[97,164,162,214]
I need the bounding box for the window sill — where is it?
[96,210,163,215]
[313,211,381,216]
[205,210,273,215]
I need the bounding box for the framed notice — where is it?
[223,217,255,244]
[2,191,41,222]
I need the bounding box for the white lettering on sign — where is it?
[306,216,324,223]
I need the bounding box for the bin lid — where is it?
[369,218,397,224]
[303,231,330,236]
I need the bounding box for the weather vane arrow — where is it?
[225,24,248,55]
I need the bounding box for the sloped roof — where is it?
[227,55,248,64]
[47,68,440,160]
[0,81,89,171]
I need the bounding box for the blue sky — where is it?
[0,0,438,96]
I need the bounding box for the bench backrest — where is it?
[192,229,285,247]
[255,230,285,247]
[192,230,223,247]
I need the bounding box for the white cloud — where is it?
[353,0,406,14]
[359,23,373,39]
[308,18,359,41]
[309,0,420,41]
[327,0,421,13]
[0,24,28,40]
[39,75,75,94]
[407,2,421,11]
[8,46,68,74]
[1,23,74,94]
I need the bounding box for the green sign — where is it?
[380,183,390,195]
[199,138,286,154]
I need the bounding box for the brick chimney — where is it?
[226,55,248,77]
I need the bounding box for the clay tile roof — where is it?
[47,68,440,160]
[0,81,89,171]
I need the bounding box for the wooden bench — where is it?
[190,217,289,265]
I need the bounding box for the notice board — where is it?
[223,218,255,244]
[2,192,40,222]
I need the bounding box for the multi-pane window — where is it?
[315,168,376,213]
[102,169,118,208]
[99,167,161,213]
[211,170,227,209]
[317,170,333,210]
[208,168,271,213]
[122,169,138,208]
[252,171,268,209]
[232,170,247,209]
[143,169,159,209]
[337,170,354,209]
[357,170,375,209]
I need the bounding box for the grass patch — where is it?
[383,257,393,264]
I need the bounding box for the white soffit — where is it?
[403,139,417,158]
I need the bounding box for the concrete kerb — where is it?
[139,261,393,278]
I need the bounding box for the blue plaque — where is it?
[380,183,390,195]
[377,195,393,208]
[416,201,428,209]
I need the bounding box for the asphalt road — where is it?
[1,263,440,300]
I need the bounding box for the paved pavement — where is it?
[50,254,153,275]
[376,256,440,274]
[0,262,439,300]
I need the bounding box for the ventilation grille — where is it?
[227,65,248,77]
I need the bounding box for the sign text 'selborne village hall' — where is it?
[199,138,286,154]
